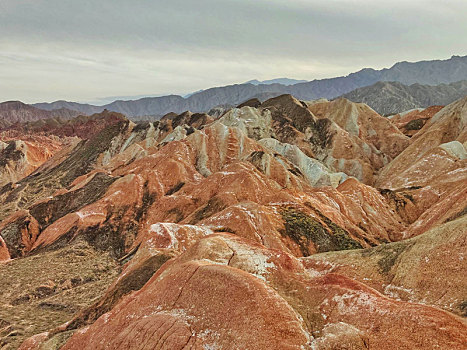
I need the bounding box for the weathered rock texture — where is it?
[0,95,465,349]
[377,96,467,238]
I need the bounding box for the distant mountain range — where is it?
[84,94,168,106]
[342,80,467,115]
[0,101,80,128]
[245,78,308,85]
[5,55,467,118]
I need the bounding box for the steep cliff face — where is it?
[0,96,466,349]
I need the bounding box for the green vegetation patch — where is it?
[213,227,236,234]
[280,207,362,256]
[165,182,185,196]
[458,300,467,317]
[308,118,335,150]
[379,188,412,209]
[405,118,426,131]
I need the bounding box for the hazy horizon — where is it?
[1,0,467,103]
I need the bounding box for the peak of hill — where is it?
[245,78,308,85]
[32,100,103,116]
[382,55,467,85]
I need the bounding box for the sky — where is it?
[1,0,466,104]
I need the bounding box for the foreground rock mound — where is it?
[60,234,466,350]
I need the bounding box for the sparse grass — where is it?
[0,240,120,349]
[360,240,411,274]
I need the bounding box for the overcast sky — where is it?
[1,0,466,104]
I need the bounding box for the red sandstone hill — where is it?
[0,111,129,188]
[0,95,465,349]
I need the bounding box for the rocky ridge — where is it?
[342,80,467,115]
